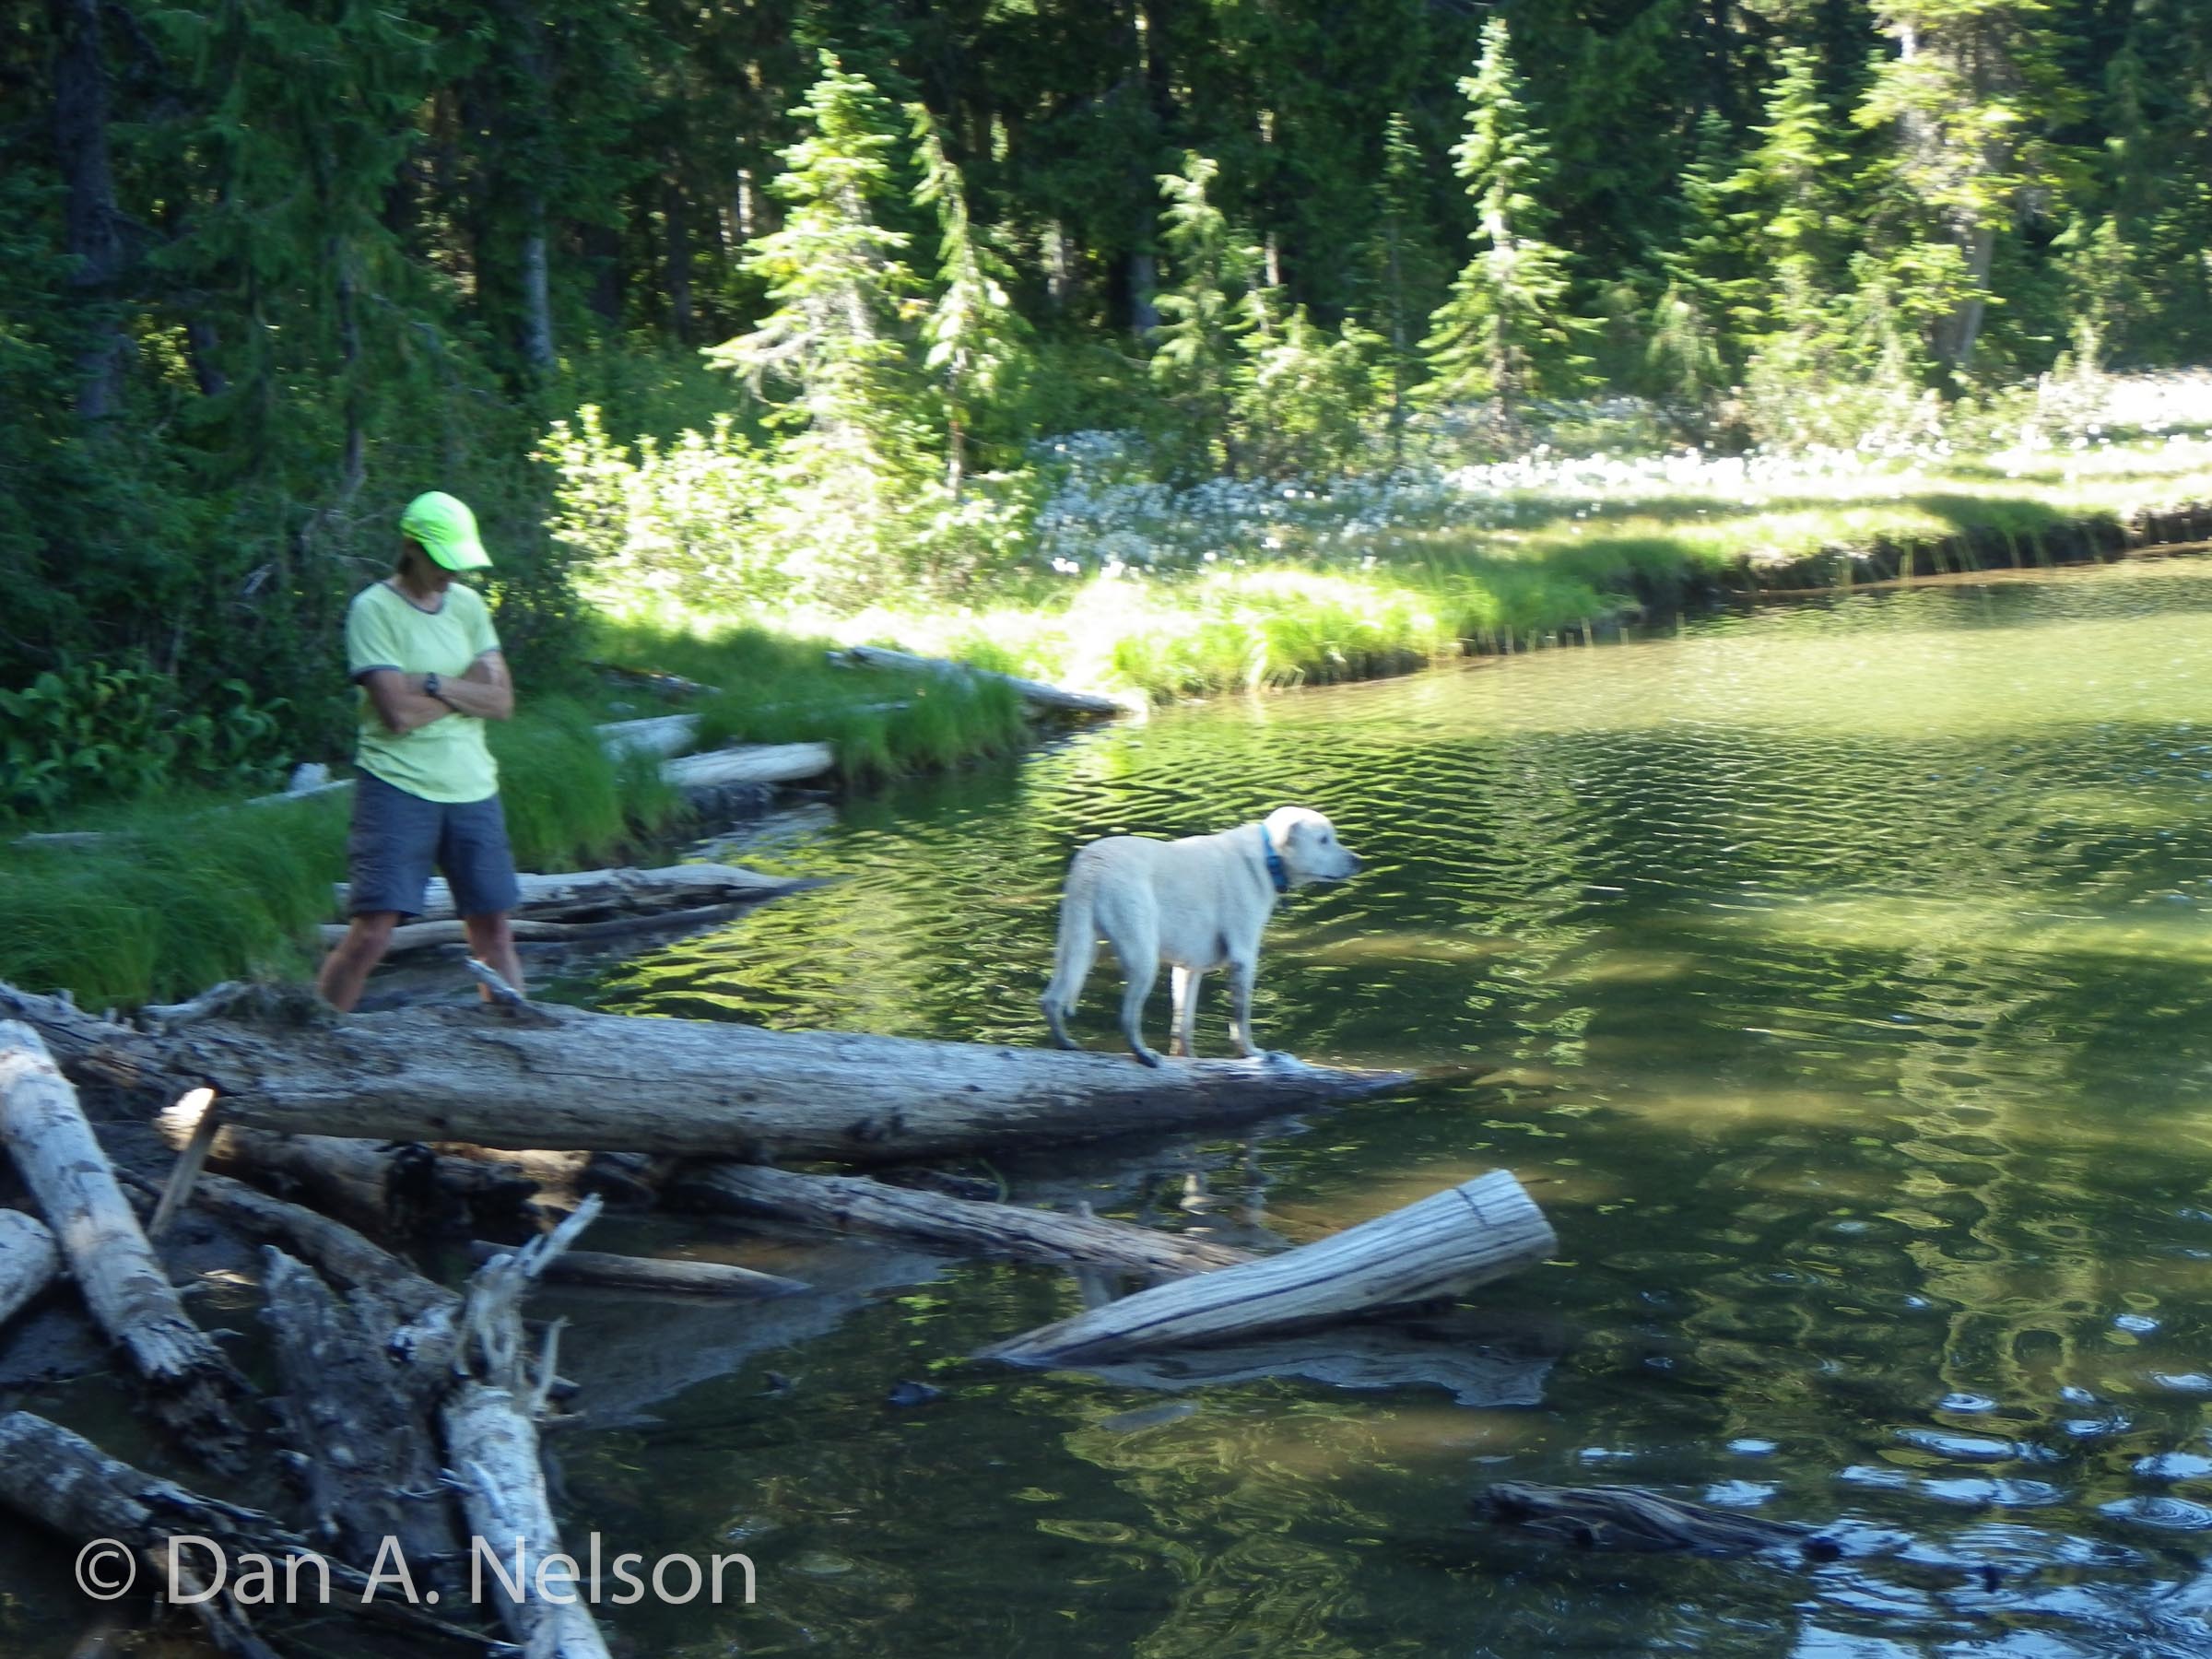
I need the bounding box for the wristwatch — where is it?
[423,672,451,706]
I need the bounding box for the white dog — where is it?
[1041,806,1362,1066]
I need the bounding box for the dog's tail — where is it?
[1041,856,1100,1050]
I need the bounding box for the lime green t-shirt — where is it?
[344,580,502,804]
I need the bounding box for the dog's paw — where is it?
[1130,1046,1166,1069]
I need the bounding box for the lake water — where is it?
[18,556,2212,1656]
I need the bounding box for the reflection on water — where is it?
[560,558,2212,1657]
[23,560,2212,1655]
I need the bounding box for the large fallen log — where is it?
[0,1020,250,1467]
[832,643,1127,716]
[11,990,1409,1166]
[982,1170,1555,1365]
[335,859,809,924]
[0,1207,61,1329]
[675,1163,1253,1279]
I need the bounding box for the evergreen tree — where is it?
[705,51,924,594]
[1854,0,2077,375]
[1420,18,1587,417]
[1358,112,1448,464]
[1149,152,1252,475]
[909,103,1034,499]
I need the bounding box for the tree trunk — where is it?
[982,1170,1555,1364]
[664,172,694,342]
[675,1163,1254,1278]
[662,741,836,797]
[50,0,127,418]
[0,1021,250,1467]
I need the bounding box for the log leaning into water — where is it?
[0,1020,250,1467]
[675,1162,1253,1279]
[0,1207,61,1329]
[465,1238,810,1298]
[982,1170,1556,1365]
[4,985,1410,1166]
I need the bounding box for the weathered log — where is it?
[318,899,768,957]
[662,741,835,795]
[441,1201,613,1659]
[833,643,1127,716]
[595,711,700,759]
[259,1249,468,1596]
[157,1093,536,1238]
[55,998,1409,1165]
[466,1238,809,1297]
[0,1410,500,1655]
[0,1207,62,1329]
[675,1163,1253,1279]
[0,1020,250,1466]
[335,859,808,924]
[982,1170,1555,1364]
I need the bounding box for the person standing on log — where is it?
[317,491,524,1012]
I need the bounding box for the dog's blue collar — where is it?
[1260,827,1289,895]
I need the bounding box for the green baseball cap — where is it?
[399,490,492,571]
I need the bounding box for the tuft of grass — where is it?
[0,794,349,1007]
[489,697,685,870]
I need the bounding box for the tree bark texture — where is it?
[0,1207,62,1330]
[50,0,128,418]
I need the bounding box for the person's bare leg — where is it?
[316,912,400,1012]
[463,912,524,1001]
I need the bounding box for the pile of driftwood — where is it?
[0,970,1554,1655]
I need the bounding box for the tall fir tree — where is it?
[1854,0,2078,376]
[1358,112,1448,464]
[1420,18,1587,416]
[705,52,925,596]
[1149,152,1252,476]
[909,103,1033,499]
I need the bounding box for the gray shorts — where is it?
[347,771,522,920]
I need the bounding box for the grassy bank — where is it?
[0,698,687,1008]
[594,423,2212,700]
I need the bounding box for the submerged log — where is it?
[61,999,1409,1165]
[465,1238,809,1298]
[982,1170,1555,1365]
[833,643,1126,716]
[0,1208,61,1329]
[675,1163,1253,1279]
[335,859,809,924]
[321,899,767,958]
[1477,1481,1840,1558]
[0,1021,250,1466]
